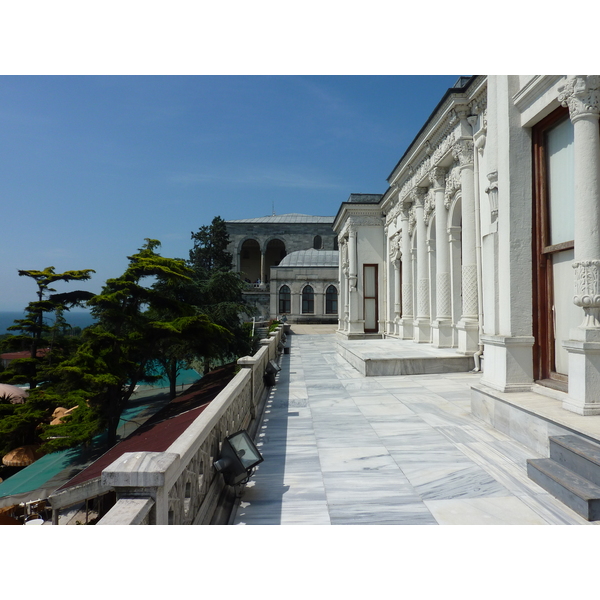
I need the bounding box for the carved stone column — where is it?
[453,138,479,353]
[260,251,266,283]
[399,205,413,339]
[412,187,430,342]
[558,76,600,414]
[393,233,402,336]
[430,166,453,347]
[347,227,363,334]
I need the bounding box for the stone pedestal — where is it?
[480,334,535,393]
[432,319,453,348]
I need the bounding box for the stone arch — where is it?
[264,238,286,281]
[238,238,261,282]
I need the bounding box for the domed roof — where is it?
[278,249,339,268]
[0,383,28,404]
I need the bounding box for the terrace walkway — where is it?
[233,326,596,525]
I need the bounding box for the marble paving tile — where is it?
[454,442,548,497]
[328,502,438,525]
[348,394,404,405]
[436,426,478,444]
[516,493,596,525]
[235,500,331,525]
[322,471,421,505]
[379,429,455,450]
[424,496,549,525]
[403,462,510,500]
[357,403,416,418]
[318,445,399,472]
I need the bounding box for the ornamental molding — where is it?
[485,171,499,222]
[558,76,600,122]
[452,138,474,167]
[347,214,384,228]
[429,166,447,190]
[385,198,403,226]
[424,189,435,225]
[390,233,402,261]
[573,260,600,327]
[444,164,461,208]
[408,206,417,237]
[411,186,428,208]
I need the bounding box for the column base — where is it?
[432,319,453,348]
[479,335,534,392]
[348,320,365,335]
[563,330,600,415]
[456,318,479,354]
[413,318,431,343]
[399,317,413,340]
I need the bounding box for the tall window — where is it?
[533,107,578,387]
[279,285,291,314]
[313,235,322,249]
[325,285,338,314]
[302,285,314,314]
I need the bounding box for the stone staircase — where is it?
[527,435,600,521]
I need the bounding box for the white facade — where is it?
[334,75,600,418]
[269,249,339,323]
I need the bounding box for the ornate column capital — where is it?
[411,186,428,208]
[452,139,474,168]
[429,166,447,190]
[558,76,600,122]
[573,260,600,327]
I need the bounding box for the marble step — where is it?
[549,435,600,487]
[527,458,600,521]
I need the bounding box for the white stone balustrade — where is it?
[97,326,284,525]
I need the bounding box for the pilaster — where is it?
[558,76,600,414]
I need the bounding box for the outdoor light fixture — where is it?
[214,430,264,486]
[264,359,281,387]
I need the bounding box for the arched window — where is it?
[333,237,339,250]
[313,235,322,249]
[279,285,291,314]
[302,285,314,314]
[325,285,338,314]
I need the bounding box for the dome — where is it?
[278,249,339,268]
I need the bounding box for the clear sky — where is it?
[0,74,459,310]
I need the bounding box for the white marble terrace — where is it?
[233,326,597,525]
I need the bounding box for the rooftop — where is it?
[277,249,339,268]
[227,213,335,224]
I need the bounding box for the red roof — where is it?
[1,349,50,360]
[55,364,236,491]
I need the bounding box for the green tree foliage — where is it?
[0,267,95,389]
[189,217,253,373]
[189,216,233,276]
[37,240,229,450]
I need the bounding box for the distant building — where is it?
[226,213,339,322]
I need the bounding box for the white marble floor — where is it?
[233,333,596,525]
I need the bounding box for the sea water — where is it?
[0,311,200,388]
[0,310,96,334]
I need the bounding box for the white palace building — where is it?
[334,75,600,424]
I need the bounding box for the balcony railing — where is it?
[96,326,284,525]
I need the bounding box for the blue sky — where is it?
[0,75,459,310]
